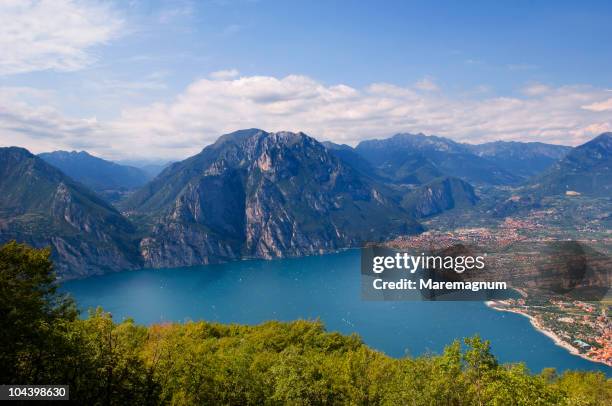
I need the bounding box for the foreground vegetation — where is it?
[1,242,610,405]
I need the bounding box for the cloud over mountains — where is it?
[2,74,612,160]
[0,2,610,160]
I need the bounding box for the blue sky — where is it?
[1,0,612,160]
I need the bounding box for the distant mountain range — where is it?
[354,133,571,185]
[1,130,609,279]
[38,150,154,202]
[468,141,571,179]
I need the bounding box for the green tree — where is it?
[463,335,498,406]
[555,371,612,406]
[0,241,76,383]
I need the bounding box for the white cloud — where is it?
[0,0,123,75]
[1,76,612,160]
[209,69,240,80]
[0,86,104,152]
[103,77,612,158]
[582,98,612,112]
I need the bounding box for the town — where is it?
[384,193,611,367]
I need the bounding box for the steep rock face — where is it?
[401,177,479,218]
[529,133,611,197]
[0,147,141,278]
[124,130,421,267]
[138,166,246,267]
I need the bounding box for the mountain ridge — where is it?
[39,150,151,202]
[124,129,423,267]
[468,140,571,178]
[355,133,522,185]
[0,147,142,278]
[528,132,611,197]
[353,132,576,185]
[2,131,609,279]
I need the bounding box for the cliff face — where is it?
[125,130,422,267]
[138,165,246,267]
[401,177,479,218]
[0,147,141,278]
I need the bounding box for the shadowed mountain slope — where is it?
[0,147,141,278]
[528,133,611,197]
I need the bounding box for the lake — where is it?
[62,250,610,375]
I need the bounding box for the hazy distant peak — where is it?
[357,132,467,155]
[38,149,150,192]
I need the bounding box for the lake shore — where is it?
[485,301,611,368]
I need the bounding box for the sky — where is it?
[1,0,612,161]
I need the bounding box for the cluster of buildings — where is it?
[499,298,611,367]
[387,226,525,252]
[392,211,611,367]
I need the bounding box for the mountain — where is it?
[39,151,150,200]
[401,177,479,218]
[529,133,612,197]
[380,153,444,185]
[355,133,520,185]
[3,130,604,278]
[324,141,478,216]
[322,141,381,179]
[124,129,422,268]
[0,147,141,278]
[468,141,571,179]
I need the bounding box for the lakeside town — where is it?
[384,194,611,367]
[487,296,611,367]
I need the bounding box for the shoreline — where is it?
[485,301,611,368]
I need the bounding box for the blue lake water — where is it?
[62,250,610,375]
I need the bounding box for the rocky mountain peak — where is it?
[125,129,421,268]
